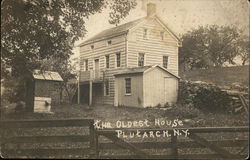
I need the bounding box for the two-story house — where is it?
[78,3,181,107]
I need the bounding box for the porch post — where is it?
[89,80,93,106]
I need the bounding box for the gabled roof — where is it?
[114,65,180,79]
[79,17,145,46]
[33,70,63,81]
[79,16,180,46]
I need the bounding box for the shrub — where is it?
[178,80,234,112]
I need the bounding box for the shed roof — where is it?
[33,70,63,81]
[114,65,180,79]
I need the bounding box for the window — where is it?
[125,78,131,94]
[143,28,148,39]
[160,31,164,40]
[85,59,88,71]
[104,80,109,96]
[90,45,94,50]
[138,53,145,67]
[105,55,110,68]
[107,40,112,45]
[116,52,121,67]
[163,56,168,69]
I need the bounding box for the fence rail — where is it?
[96,126,249,159]
[0,119,249,159]
[0,118,95,158]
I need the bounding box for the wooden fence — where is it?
[0,119,249,159]
[96,127,249,159]
[0,119,95,158]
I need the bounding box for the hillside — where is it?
[180,65,249,87]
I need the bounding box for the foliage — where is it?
[1,0,136,104]
[179,25,246,70]
[39,56,78,103]
[178,80,234,113]
[1,73,26,105]
[238,36,249,65]
[1,0,137,77]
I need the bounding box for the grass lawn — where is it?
[2,103,248,127]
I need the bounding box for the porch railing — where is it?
[79,70,103,82]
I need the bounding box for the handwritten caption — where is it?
[94,118,190,139]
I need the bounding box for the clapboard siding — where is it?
[79,35,127,73]
[127,18,179,75]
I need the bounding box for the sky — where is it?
[72,0,249,62]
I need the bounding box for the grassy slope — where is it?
[180,65,249,87]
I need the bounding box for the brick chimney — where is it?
[147,3,156,17]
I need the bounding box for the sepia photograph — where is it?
[1,0,249,159]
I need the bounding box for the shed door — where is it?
[164,77,177,104]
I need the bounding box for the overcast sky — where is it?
[72,0,249,60]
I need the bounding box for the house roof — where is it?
[33,70,64,81]
[78,15,180,46]
[114,65,180,79]
[80,18,145,46]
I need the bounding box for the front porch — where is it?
[78,81,104,106]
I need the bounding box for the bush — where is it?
[178,80,234,112]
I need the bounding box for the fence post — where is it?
[89,119,97,158]
[170,134,178,159]
[95,132,99,158]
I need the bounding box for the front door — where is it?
[94,59,99,79]
[164,77,178,104]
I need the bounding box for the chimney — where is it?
[147,3,156,17]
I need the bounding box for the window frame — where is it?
[105,55,110,69]
[116,52,121,68]
[104,80,110,96]
[90,45,94,50]
[107,40,112,46]
[125,78,132,95]
[85,59,88,71]
[163,55,169,69]
[138,53,145,67]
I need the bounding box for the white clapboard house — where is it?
[78,3,181,107]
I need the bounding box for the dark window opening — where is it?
[116,52,121,67]
[138,53,145,67]
[105,80,109,96]
[125,78,131,94]
[163,56,168,69]
[105,55,110,68]
[85,60,88,71]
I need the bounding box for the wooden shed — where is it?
[114,65,180,108]
[26,70,63,113]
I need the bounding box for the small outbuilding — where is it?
[114,65,180,108]
[26,70,63,113]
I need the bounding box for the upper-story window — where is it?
[90,45,94,50]
[143,28,148,39]
[85,59,88,71]
[105,55,110,68]
[116,52,121,67]
[107,40,112,46]
[163,56,168,69]
[138,53,145,67]
[160,31,164,40]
